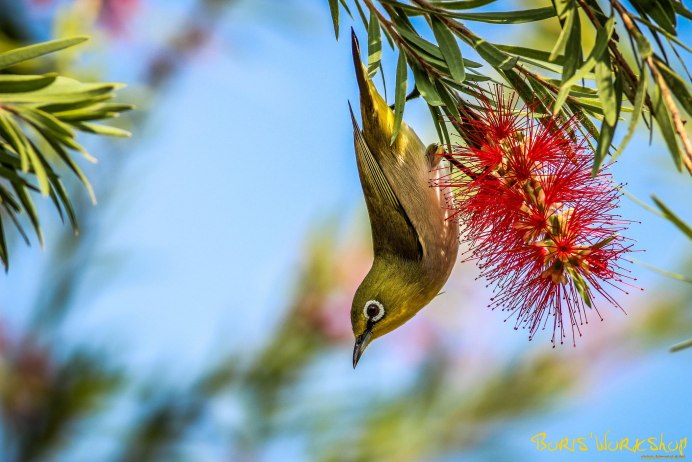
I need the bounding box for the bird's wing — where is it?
[350,103,422,260]
[378,127,439,230]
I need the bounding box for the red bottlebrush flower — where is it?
[440,85,635,346]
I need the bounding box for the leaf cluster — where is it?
[0,37,131,269]
[329,0,692,176]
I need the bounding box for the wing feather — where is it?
[350,103,421,260]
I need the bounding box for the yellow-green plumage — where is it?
[350,30,459,367]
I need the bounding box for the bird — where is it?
[349,29,459,368]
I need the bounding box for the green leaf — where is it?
[593,117,615,176]
[656,58,692,116]
[0,74,57,93]
[670,339,692,352]
[440,7,556,23]
[328,0,339,40]
[652,83,682,170]
[550,6,575,62]
[428,104,451,148]
[0,111,30,170]
[591,235,617,250]
[1,118,52,195]
[393,24,482,68]
[0,210,7,270]
[630,257,692,283]
[634,0,676,35]
[353,0,369,31]
[0,77,119,104]
[560,7,582,83]
[554,16,614,114]
[595,52,617,125]
[552,0,572,18]
[391,51,408,145]
[430,17,465,83]
[378,61,388,101]
[367,12,382,78]
[672,1,692,21]
[651,195,692,240]
[0,36,88,70]
[14,105,76,140]
[12,182,43,246]
[42,133,96,205]
[51,175,80,231]
[431,0,496,9]
[463,32,518,70]
[568,268,592,308]
[495,45,566,66]
[73,122,132,138]
[504,69,546,113]
[435,80,461,122]
[631,14,691,53]
[410,64,443,106]
[614,67,647,160]
[631,26,653,58]
[338,0,352,18]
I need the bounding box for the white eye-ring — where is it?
[363,300,385,322]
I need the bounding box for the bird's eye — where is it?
[363,300,385,322]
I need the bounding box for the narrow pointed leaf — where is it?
[12,183,43,246]
[0,213,7,270]
[435,80,461,122]
[439,7,556,23]
[670,339,692,352]
[0,74,57,93]
[595,52,617,125]
[428,104,451,147]
[411,64,443,106]
[550,7,575,61]
[635,0,676,35]
[353,0,369,30]
[593,118,616,176]
[614,67,647,160]
[561,8,582,84]
[651,195,692,240]
[495,45,565,66]
[367,12,382,78]
[672,1,692,20]
[656,58,692,116]
[631,258,692,283]
[73,122,132,138]
[0,36,88,70]
[555,16,614,114]
[463,32,518,69]
[391,51,408,145]
[652,84,682,170]
[338,0,352,18]
[430,17,465,83]
[328,0,340,40]
[431,0,496,9]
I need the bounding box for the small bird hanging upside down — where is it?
[349,30,459,368]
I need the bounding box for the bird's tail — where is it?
[351,28,397,144]
[351,28,369,107]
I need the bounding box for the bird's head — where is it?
[350,258,430,368]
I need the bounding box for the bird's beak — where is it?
[352,328,373,369]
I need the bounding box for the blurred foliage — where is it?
[2,219,690,461]
[0,1,690,461]
[0,36,131,270]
